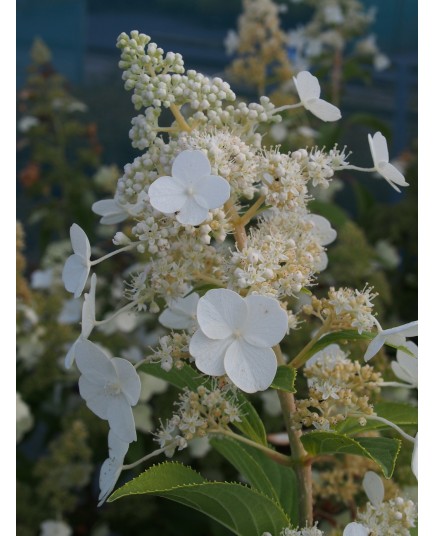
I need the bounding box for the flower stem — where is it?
[122,446,167,470]
[224,199,247,251]
[365,415,416,443]
[335,165,377,173]
[273,102,304,114]
[169,104,192,133]
[90,243,138,266]
[277,387,313,525]
[95,301,135,327]
[289,322,331,369]
[239,195,266,226]
[208,429,294,467]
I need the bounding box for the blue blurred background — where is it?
[17,0,417,163]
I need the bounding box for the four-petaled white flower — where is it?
[75,339,141,443]
[293,71,342,122]
[65,273,98,369]
[189,289,288,393]
[364,320,418,362]
[148,150,231,226]
[62,224,91,298]
[92,191,147,225]
[343,522,369,536]
[98,430,129,506]
[368,132,409,192]
[310,214,337,271]
[363,470,384,507]
[391,341,418,387]
[159,292,200,330]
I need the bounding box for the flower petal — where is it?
[176,197,210,226]
[189,329,229,376]
[148,176,186,213]
[243,295,288,347]
[197,289,247,339]
[172,150,211,181]
[391,361,415,385]
[107,395,137,443]
[310,214,337,246]
[75,339,118,385]
[70,223,91,259]
[363,471,384,506]
[378,162,409,191]
[384,320,418,338]
[92,199,128,225]
[81,273,97,339]
[159,293,199,330]
[293,71,321,101]
[364,333,386,362]
[371,131,389,165]
[112,357,141,406]
[108,427,130,459]
[224,340,277,393]
[65,340,78,369]
[305,98,341,122]
[62,254,90,298]
[98,456,123,506]
[194,175,231,209]
[78,376,109,419]
[343,522,369,536]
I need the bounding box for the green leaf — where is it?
[270,366,297,393]
[301,431,401,478]
[301,330,373,362]
[336,402,418,435]
[301,329,412,362]
[210,437,298,523]
[139,362,267,445]
[109,462,290,536]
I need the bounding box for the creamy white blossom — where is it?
[293,71,341,122]
[343,523,369,536]
[75,339,141,443]
[65,273,97,368]
[62,224,91,298]
[391,342,418,387]
[363,471,384,507]
[189,289,288,393]
[159,292,199,330]
[364,320,418,362]
[148,150,230,226]
[368,132,409,192]
[98,430,130,506]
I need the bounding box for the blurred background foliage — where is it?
[16,1,417,535]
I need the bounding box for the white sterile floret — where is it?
[363,471,384,507]
[293,71,341,122]
[343,523,369,536]
[309,214,337,246]
[75,339,141,443]
[98,430,130,506]
[368,132,409,192]
[65,273,97,369]
[92,191,147,225]
[159,292,199,330]
[364,320,418,362]
[62,224,91,298]
[189,288,288,393]
[148,150,230,226]
[391,341,418,387]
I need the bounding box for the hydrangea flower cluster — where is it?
[60,30,417,530]
[293,344,382,430]
[155,384,242,457]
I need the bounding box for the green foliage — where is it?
[109,462,291,536]
[336,402,418,435]
[211,437,298,524]
[270,365,297,393]
[301,431,401,478]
